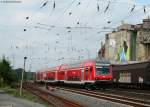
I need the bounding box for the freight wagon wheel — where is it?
[100,87,106,90]
[85,86,91,90]
[85,83,93,90]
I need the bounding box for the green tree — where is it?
[0,58,18,86]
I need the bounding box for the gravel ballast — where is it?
[0,90,45,107]
[45,87,130,107]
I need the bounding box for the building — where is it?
[98,42,105,58]
[136,18,150,61]
[98,18,150,62]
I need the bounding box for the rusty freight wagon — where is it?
[112,60,150,89]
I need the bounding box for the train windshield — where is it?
[96,67,110,75]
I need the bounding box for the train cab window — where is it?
[96,67,109,75]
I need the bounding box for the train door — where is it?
[85,67,89,80]
[89,67,93,80]
[64,70,67,81]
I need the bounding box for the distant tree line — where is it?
[15,68,35,81]
[0,57,35,87]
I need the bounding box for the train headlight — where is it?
[102,76,106,78]
[95,77,98,80]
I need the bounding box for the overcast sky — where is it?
[0,0,150,72]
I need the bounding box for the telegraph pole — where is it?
[20,56,27,96]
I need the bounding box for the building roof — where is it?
[117,23,135,31]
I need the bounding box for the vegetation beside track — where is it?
[0,86,51,107]
[0,57,18,87]
[0,57,52,107]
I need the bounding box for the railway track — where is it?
[23,82,83,107]
[107,88,150,95]
[48,86,150,107]
[106,88,150,101]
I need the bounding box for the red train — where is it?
[35,59,113,89]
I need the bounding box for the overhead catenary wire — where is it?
[40,1,49,8]
[32,0,150,62]
[106,4,150,29]
[35,24,114,35]
[23,0,58,31]
[53,1,56,9]
[2,0,150,34]
[26,2,150,65]
[52,0,77,25]
[36,23,95,29]
[144,5,146,14]
[130,5,136,13]
[2,0,150,29]
[75,0,91,26]
[22,0,150,33]
[104,1,110,13]
[97,2,100,12]
[97,0,150,6]
[37,0,149,32]
[3,0,150,71]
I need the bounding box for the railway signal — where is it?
[19,56,27,96]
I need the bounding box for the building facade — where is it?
[98,19,150,62]
[136,24,150,60]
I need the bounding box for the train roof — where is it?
[36,58,111,72]
[61,58,110,69]
[112,60,150,71]
[37,66,61,72]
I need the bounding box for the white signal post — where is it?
[20,56,27,96]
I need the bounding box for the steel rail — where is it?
[53,87,150,107]
[23,82,83,107]
[107,88,150,96]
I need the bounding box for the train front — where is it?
[94,60,113,89]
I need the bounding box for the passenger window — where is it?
[86,68,88,71]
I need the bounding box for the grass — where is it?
[0,86,51,107]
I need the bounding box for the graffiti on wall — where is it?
[117,41,129,62]
[137,31,150,43]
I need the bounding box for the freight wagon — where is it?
[112,60,150,89]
